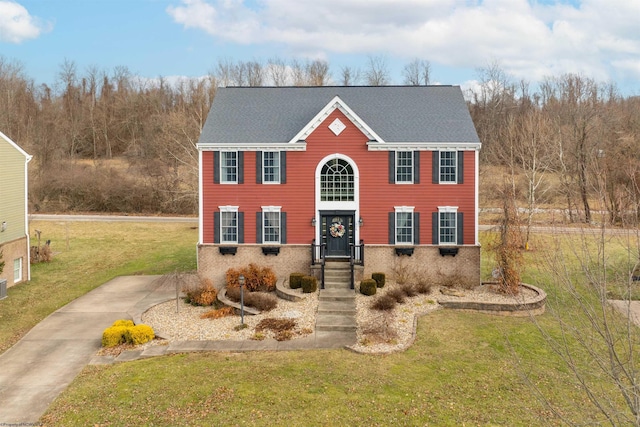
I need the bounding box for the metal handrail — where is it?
[311,239,327,289]
[349,240,365,289]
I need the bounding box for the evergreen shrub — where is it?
[301,275,317,293]
[289,273,304,289]
[360,279,377,296]
[372,272,386,288]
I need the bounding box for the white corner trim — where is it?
[289,96,384,144]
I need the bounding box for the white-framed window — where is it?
[320,158,355,201]
[396,151,413,183]
[262,206,281,243]
[395,206,414,244]
[221,151,238,183]
[438,206,458,244]
[13,258,22,283]
[263,152,280,183]
[219,206,239,243]
[439,151,457,183]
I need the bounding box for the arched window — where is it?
[320,158,354,201]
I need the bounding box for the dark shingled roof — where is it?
[198,86,480,145]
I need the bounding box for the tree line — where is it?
[1,55,638,224]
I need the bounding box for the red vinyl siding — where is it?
[201,109,476,245]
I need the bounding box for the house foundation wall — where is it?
[198,244,480,289]
[0,237,29,287]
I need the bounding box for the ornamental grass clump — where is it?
[371,294,397,311]
[372,272,386,288]
[386,287,406,303]
[360,279,377,296]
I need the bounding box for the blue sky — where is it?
[1,0,638,95]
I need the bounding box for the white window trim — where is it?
[439,150,457,184]
[261,206,282,244]
[13,258,22,283]
[396,150,413,184]
[220,151,238,184]
[262,151,280,184]
[437,206,458,245]
[394,206,414,245]
[219,205,239,243]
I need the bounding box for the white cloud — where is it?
[0,1,49,43]
[166,0,640,85]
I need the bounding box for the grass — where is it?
[5,220,638,425]
[0,220,197,354]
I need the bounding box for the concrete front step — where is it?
[318,299,356,315]
[323,281,352,290]
[316,314,357,332]
[319,289,356,301]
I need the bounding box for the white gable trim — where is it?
[289,96,385,144]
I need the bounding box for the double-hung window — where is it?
[396,151,413,183]
[262,207,280,243]
[433,207,463,245]
[221,151,238,183]
[389,151,419,184]
[439,151,457,183]
[263,152,280,183]
[389,206,419,245]
[220,206,238,243]
[13,258,22,283]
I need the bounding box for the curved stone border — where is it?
[275,278,305,302]
[436,283,547,317]
[217,287,261,315]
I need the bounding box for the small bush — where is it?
[183,277,217,306]
[415,281,432,294]
[386,287,406,303]
[125,324,155,345]
[225,288,278,311]
[111,319,134,328]
[289,273,304,289]
[301,275,317,293]
[372,272,386,288]
[360,279,377,296]
[400,283,418,297]
[371,295,397,311]
[226,263,277,292]
[102,326,128,347]
[201,306,236,319]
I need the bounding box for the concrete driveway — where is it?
[0,275,169,424]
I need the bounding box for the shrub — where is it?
[111,319,134,328]
[414,281,432,294]
[400,283,418,297]
[372,272,386,288]
[371,295,397,311]
[183,277,217,306]
[125,324,155,345]
[225,288,278,311]
[102,326,128,347]
[289,273,304,289]
[226,263,277,292]
[301,275,317,293]
[360,279,377,296]
[201,306,236,319]
[386,287,406,303]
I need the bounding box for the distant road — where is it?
[30,214,198,223]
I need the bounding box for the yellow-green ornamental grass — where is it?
[102,320,155,347]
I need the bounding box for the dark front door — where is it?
[322,214,353,258]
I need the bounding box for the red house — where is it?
[197,86,481,289]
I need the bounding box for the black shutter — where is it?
[214,151,220,184]
[389,151,396,184]
[388,212,395,244]
[238,211,244,243]
[214,212,220,243]
[413,212,420,244]
[256,212,262,243]
[432,212,439,244]
[280,212,287,244]
[413,151,420,184]
[256,152,263,184]
[457,151,464,184]
[280,152,287,184]
[238,152,244,184]
[432,151,439,184]
[457,212,464,245]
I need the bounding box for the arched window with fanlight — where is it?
[320,158,354,201]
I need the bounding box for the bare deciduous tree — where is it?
[402,58,430,86]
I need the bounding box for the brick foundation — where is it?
[198,244,480,289]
